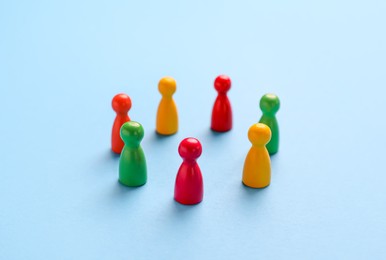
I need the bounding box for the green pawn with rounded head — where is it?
[259,94,280,155]
[119,121,147,187]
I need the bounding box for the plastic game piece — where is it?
[174,138,204,205]
[119,121,147,187]
[211,75,233,132]
[242,123,272,188]
[259,93,280,155]
[156,77,178,135]
[112,93,132,154]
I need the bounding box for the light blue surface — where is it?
[1,1,386,259]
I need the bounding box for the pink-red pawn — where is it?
[211,75,232,132]
[174,138,204,205]
[112,93,131,154]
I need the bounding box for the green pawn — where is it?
[119,121,147,187]
[259,94,280,155]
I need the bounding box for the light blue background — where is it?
[1,0,386,259]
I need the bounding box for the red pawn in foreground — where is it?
[174,138,204,205]
[112,93,131,154]
[211,75,232,132]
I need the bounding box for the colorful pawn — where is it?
[174,138,203,205]
[242,123,271,188]
[156,77,178,135]
[259,94,280,155]
[119,121,147,187]
[111,93,131,154]
[211,75,233,132]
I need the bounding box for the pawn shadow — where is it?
[109,149,120,159]
[116,180,145,190]
[171,199,201,213]
[269,152,281,166]
[199,128,232,145]
[154,199,202,235]
[165,199,202,224]
[98,181,147,213]
[270,153,279,164]
[146,131,180,154]
[150,130,182,145]
[239,182,270,202]
[209,128,232,137]
[241,182,269,194]
[235,182,271,217]
[153,130,177,140]
[108,181,146,203]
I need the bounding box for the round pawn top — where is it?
[214,75,231,93]
[178,137,202,161]
[260,93,280,114]
[248,123,272,146]
[158,77,176,97]
[112,93,132,114]
[120,121,144,147]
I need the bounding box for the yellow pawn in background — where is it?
[242,123,272,188]
[156,77,178,135]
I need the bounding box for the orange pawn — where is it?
[242,123,272,188]
[112,93,131,154]
[156,77,178,135]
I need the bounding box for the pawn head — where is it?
[112,93,132,113]
[248,123,271,146]
[178,137,202,161]
[120,121,144,147]
[158,77,176,97]
[214,75,231,93]
[260,93,280,114]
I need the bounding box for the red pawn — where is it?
[174,138,204,205]
[211,75,232,132]
[111,93,131,154]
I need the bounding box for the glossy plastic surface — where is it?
[242,123,272,188]
[156,77,178,135]
[174,138,203,205]
[119,121,147,187]
[259,93,280,155]
[111,93,131,154]
[211,75,232,132]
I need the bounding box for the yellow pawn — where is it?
[156,77,178,135]
[242,123,272,188]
